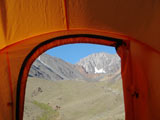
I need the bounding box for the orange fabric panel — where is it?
[67,0,160,51]
[130,41,160,120]
[0,0,6,48]
[148,53,160,120]
[0,40,46,120]
[0,52,14,120]
[6,50,33,120]
[0,29,129,53]
[0,0,67,49]
[129,41,151,120]
[0,38,46,120]
[118,40,160,120]
[0,21,5,49]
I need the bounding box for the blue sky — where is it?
[46,43,116,64]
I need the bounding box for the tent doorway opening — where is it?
[23,43,125,120]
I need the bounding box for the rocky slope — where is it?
[29,52,121,81]
[76,52,120,75]
[29,54,87,81]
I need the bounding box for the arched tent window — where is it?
[24,43,124,120]
[16,34,132,120]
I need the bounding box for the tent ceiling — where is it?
[0,0,160,51]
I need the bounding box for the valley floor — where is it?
[24,77,125,120]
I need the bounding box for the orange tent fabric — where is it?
[0,0,160,120]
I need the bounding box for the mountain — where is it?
[76,52,120,75]
[29,54,87,81]
[29,52,121,81]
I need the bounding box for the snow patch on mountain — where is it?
[94,67,106,74]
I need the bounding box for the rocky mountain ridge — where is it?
[29,52,121,81]
[76,52,120,74]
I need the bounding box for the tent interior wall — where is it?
[0,0,160,120]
